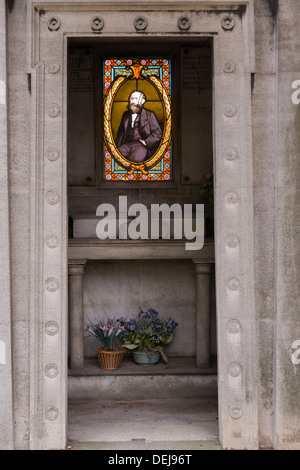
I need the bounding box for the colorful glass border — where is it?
[103,57,172,182]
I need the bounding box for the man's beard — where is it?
[129,103,142,114]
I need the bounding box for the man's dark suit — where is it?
[115,107,163,163]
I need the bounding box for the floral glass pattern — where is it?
[103,57,172,182]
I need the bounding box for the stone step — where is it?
[68,356,218,400]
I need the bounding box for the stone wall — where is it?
[252,0,278,449]
[82,259,217,358]
[0,0,14,451]
[6,0,32,450]
[252,0,300,449]
[274,0,300,449]
[1,0,299,450]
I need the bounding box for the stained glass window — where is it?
[103,58,172,182]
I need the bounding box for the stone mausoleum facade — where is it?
[0,0,299,450]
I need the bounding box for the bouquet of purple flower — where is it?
[118,308,178,362]
[85,318,125,351]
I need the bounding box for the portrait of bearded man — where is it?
[115,90,163,163]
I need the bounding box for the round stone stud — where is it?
[45,406,58,421]
[222,16,235,31]
[227,319,241,334]
[46,148,60,162]
[45,277,59,292]
[45,190,60,205]
[229,405,242,419]
[134,16,148,31]
[46,103,60,118]
[225,191,239,205]
[48,16,61,31]
[178,16,191,31]
[90,16,104,31]
[222,60,236,73]
[45,364,59,379]
[45,321,59,336]
[228,362,242,377]
[226,234,239,248]
[224,104,237,117]
[45,234,59,249]
[227,277,240,291]
[47,59,60,74]
[224,146,239,161]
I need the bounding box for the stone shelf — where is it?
[68,238,215,261]
[68,356,218,400]
[69,356,217,376]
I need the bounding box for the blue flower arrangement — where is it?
[118,308,178,362]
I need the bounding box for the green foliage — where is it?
[200,169,213,204]
[114,68,133,79]
[141,68,160,78]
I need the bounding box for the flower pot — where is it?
[96,348,124,370]
[132,350,160,366]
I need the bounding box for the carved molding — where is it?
[29,1,258,450]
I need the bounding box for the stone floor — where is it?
[67,396,221,450]
[67,356,221,451]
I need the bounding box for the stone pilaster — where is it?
[193,261,212,368]
[68,260,87,370]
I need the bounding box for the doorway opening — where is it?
[66,37,218,449]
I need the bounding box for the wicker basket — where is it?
[96,348,124,370]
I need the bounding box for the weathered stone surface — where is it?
[1,0,299,451]
[0,0,14,450]
[274,1,300,449]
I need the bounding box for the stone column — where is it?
[68,260,87,369]
[193,261,212,368]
